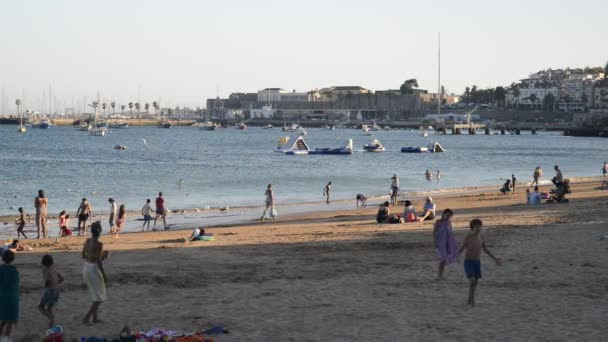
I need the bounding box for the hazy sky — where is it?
[1,0,607,112]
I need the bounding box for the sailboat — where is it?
[16,102,26,133]
[89,101,107,136]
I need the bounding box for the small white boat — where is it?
[275,136,310,155]
[79,123,92,131]
[17,125,26,133]
[296,126,307,136]
[90,127,107,136]
[325,124,336,131]
[282,122,299,132]
[264,124,273,129]
[238,122,246,130]
[371,121,382,131]
[198,121,217,130]
[363,139,386,152]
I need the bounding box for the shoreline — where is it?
[6,173,608,340]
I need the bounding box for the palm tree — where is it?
[120,104,126,114]
[152,101,159,115]
[15,99,21,116]
[102,103,107,116]
[110,101,116,115]
[128,102,133,115]
[135,102,141,116]
[528,94,538,110]
[144,102,150,114]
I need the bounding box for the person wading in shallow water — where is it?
[34,190,49,239]
[323,182,332,204]
[260,184,275,220]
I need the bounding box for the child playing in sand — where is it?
[39,254,64,328]
[458,219,501,306]
[433,209,457,279]
[15,207,28,239]
[0,250,19,340]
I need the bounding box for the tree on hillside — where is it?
[494,86,506,109]
[110,101,116,115]
[543,93,556,112]
[120,104,126,114]
[144,102,150,114]
[512,86,520,110]
[400,79,419,94]
[528,94,538,110]
[135,102,141,116]
[128,102,133,115]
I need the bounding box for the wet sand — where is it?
[7,179,608,341]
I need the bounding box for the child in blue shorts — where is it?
[458,219,501,306]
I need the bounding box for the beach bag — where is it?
[271,208,278,218]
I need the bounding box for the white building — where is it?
[250,105,276,119]
[257,88,310,103]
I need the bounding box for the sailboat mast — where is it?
[437,32,441,115]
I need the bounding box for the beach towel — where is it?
[82,262,106,302]
[0,264,19,321]
[435,220,458,264]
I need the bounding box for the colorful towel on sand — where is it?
[435,219,458,264]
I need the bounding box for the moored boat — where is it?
[109,122,129,129]
[275,136,310,155]
[363,139,386,152]
[310,139,353,155]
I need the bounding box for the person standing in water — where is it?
[141,199,153,232]
[76,198,92,236]
[436,170,441,181]
[114,205,126,239]
[260,184,274,220]
[154,192,167,230]
[390,174,399,206]
[532,166,543,187]
[15,208,28,239]
[511,174,517,194]
[34,190,49,239]
[602,161,607,178]
[82,221,108,326]
[323,182,332,204]
[425,169,432,181]
[108,198,117,234]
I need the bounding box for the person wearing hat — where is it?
[108,198,117,234]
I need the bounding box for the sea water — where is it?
[1,125,606,219]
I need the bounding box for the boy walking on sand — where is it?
[458,219,502,306]
[39,255,64,328]
[15,208,28,239]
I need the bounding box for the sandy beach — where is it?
[5,179,608,341]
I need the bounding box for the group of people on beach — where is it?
[1,220,110,338]
[10,191,169,241]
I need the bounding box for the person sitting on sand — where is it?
[549,179,571,202]
[418,197,436,222]
[376,201,391,224]
[188,227,204,241]
[500,179,511,195]
[528,186,542,205]
[457,218,501,306]
[402,200,417,223]
[356,194,367,207]
[1,240,27,256]
[433,209,457,279]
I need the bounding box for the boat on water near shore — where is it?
[159,121,172,128]
[238,122,247,130]
[310,139,353,155]
[79,122,92,131]
[264,124,273,129]
[34,119,52,129]
[363,139,386,152]
[198,121,217,130]
[109,122,129,129]
[90,126,107,136]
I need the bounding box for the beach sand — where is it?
[7,180,608,341]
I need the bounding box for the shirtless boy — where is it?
[458,219,502,306]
